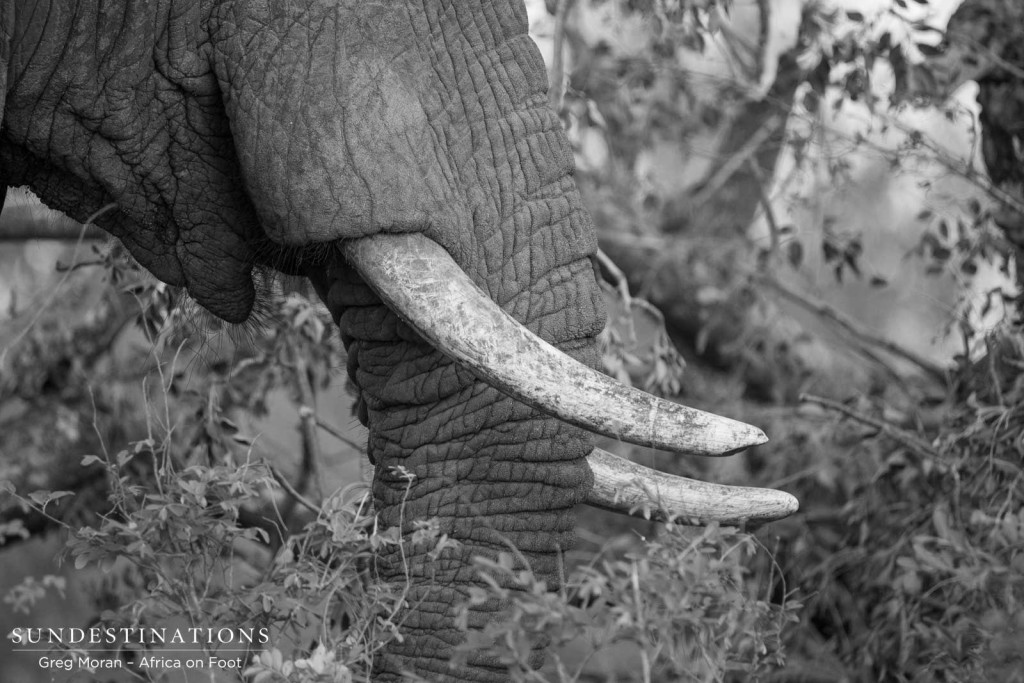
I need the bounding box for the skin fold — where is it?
[1,1,606,680]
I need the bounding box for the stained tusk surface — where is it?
[342,233,767,456]
[586,447,799,525]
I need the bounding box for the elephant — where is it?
[0,1,797,680]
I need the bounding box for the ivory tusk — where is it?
[586,447,799,525]
[342,233,767,457]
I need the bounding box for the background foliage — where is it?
[3,0,1024,681]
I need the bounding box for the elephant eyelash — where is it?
[165,247,344,366]
[250,236,337,278]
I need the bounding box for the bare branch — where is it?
[748,159,781,256]
[800,393,940,460]
[596,248,633,314]
[315,415,367,455]
[548,0,573,112]
[689,114,782,209]
[291,348,325,502]
[945,26,1024,83]
[758,274,949,385]
[269,465,321,516]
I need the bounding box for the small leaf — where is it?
[0,519,30,543]
[28,490,73,508]
[823,241,840,262]
[787,241,804,268]
[932,505,954,542]
[292,307,313,329]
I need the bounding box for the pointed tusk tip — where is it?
[778,491,800,515]
[717,424,769,455]
[754,490,800,522]
[747,426,770,447]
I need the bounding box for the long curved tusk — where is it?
[587,447,798,524]
[342,233,767,456]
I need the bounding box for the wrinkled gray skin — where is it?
[0,1,603,680]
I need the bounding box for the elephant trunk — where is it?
[279,3,793,677]
[314,233,796,681]
[314,247,601,681]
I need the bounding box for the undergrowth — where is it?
[783,323,1024,682]
[2,281,789,683]
[3,437,789,683]
[455,526,796,683]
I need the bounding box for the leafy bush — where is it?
[7,438,407,681]
[6,423,789,682]
[5,431,789,683]
[2,261,789,683]
[782,324,1024,682]
[456,525,795,683]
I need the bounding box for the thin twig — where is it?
[708,3,761,83]
[689,114,781,209]
[601,232,928,386]
[316,411,372,489]
[748,159,781,257]
[800,393,940,459]
[760,273,948,385]
[945,27,1024,83]
[315,415,367,455]
[596,248,633,313]
[763,273,907,384]
[599,232,670,251]
[884,115,1024,218]
[270,466,321,515]
[789,102,1024,220]
[631,560,652,683]
[0,203,117,370]
[549,0,572,112]
[291,351,325,502]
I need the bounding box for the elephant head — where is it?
[0,1,796,680]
